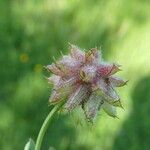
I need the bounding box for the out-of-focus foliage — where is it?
[0,0,150,150]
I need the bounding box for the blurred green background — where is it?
[0,0,150,150]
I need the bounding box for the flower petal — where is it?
[69,44,85,62]
[102,101,117,118]
[83,92,104,122]
[79,65,97,82]
[56,55,81,77]
[46,63,65,76]
[49,86,73,104]
[56,77,78,91]
[49,89,64,104]
[109,76,128,87]
[85,48,101,64]
[65,85,91,111]
[59,55,81,68]
[97,79,122,107]
[49,77,77,104]
[47,75,61,86]
[97,63,121,77]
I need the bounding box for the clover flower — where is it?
[46,44,127,122]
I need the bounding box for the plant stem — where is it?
[35,102,64,150]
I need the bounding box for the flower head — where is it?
[46,44,127,122]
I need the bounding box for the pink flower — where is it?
[46,44,127,122]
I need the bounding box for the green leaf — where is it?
[24,138,35,150]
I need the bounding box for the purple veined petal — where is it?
[97,63,121,77]
[49,85,74,105]
[49,89,66,104]
[56,55,82,77]
[47,75,61,86]
[91,75,102,91]
[46,63,65,76]
[69,44,85,62]
[79,65,97,82]
[49,89,60,104]
[56,77,78,92]
[97,79,122,107]
[85,48,102,64]
[49,77,79,104]
[65,85,91,111]
[59,55,79,67]
[102,101,117,118]
[91,48,101,61]
[83,91,104,122]
[109,76,128,87]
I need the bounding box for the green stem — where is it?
[35,102,64,150]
